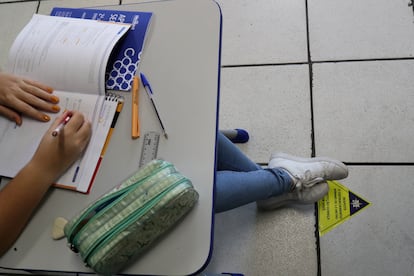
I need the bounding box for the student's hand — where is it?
[29,110,92,182]
[0,72,60,125]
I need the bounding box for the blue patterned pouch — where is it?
[64,159,199,275]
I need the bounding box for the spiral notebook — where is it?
[52,94,124,193]
[0,94,124,193]
[0,14,129,193]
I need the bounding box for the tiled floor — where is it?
[1,0,414,275]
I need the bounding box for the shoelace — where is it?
[294,170,324,191]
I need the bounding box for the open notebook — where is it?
[50,7,153,91]
[0,14,130,193]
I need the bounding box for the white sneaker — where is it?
[268,152,348,191]
[257,182,329,210]
[256,152,348,210]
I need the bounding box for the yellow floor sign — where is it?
[318,180,371,236]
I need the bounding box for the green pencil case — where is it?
[64,159,199,275]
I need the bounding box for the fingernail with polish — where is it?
[43,115,50,122]
[15,117,22,126]
[52,105,60,112]
[51,96,59,104]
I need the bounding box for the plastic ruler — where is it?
[139,131,160,167]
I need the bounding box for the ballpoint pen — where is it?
[140,73,168,139]
[52,112,72,137]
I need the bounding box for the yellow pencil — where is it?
[101,98,124,156]
[132,76,140,139]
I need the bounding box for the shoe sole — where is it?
[257,182,329,210]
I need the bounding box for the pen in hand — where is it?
[140,73,168,139]
[52,112,72,137]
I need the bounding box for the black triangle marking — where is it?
[349,191,370,216]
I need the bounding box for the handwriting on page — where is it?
[8,15,130,95]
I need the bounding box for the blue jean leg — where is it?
[216,132,261,172]
[215,132,292,213]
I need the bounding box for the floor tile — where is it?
[0,1,38,69]
[204,203,318,276]
[313,60,414,162]
[215,0,308,65]
[37,0,119,15]
[308,0,414,61]
[219,65,312,164]
[320,166,414,275]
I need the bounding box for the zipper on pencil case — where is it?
[65,160,172,238]
[85,179,192,264]
[111,160,174,193]
[77,174,187,259]
[82,178,191,263]
[71,166,178,253]
[67,191,127,252]
[66,162,174,250]
[67,163,175,251]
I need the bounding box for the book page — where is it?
[0,91,101,182]
[72,96,119,193]
[7,14,130,95]
[51,7,153,91]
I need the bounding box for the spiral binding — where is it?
[105,93,125,103]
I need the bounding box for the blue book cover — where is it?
[51,7,153,91]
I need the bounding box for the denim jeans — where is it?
[214,132,292,213]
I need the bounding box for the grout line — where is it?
[303,0,322,275]
[313,56,414,64]
[222,62,309,68]
[221,56,414,69]
[258,162,414,166]
[345,162,414,166]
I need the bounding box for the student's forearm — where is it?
[0,162,55,256]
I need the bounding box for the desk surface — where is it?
[0,0,222,275]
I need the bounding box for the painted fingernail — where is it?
[15,117,22,126]
[46,87,54,93]
[51,95,59,104]
[52,105,60,112]
[43,115,50,122]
